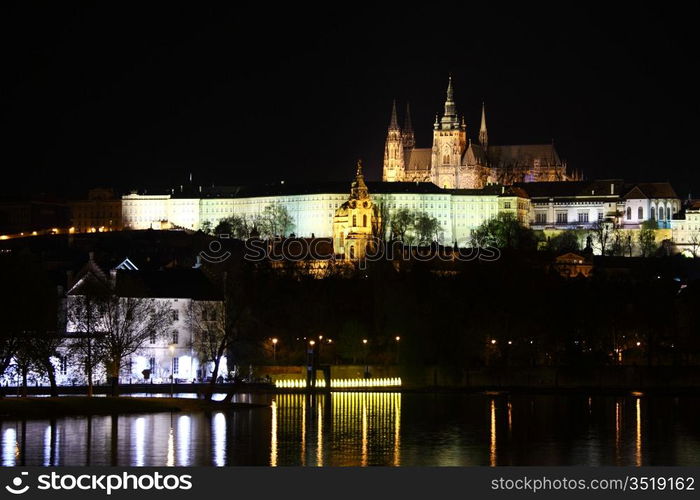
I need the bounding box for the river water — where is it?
[1,392,699,466]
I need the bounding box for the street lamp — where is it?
[272,338,278,362]
[362,339,369,378]
[395,336,401,364]
[169,343,175,397]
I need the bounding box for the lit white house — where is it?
[61,255,225,385]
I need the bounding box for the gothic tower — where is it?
[431,76,467,189]
[382,100,405,182]
[479,102,488,151]
[402,102,415,149]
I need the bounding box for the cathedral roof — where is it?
[405,148,432,172]
[488,144,562,167]
[450,185,529,197]
[463,142,488,165]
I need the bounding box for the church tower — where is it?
[402,102,415,150]
[334,160,380,260]
[382,100,405,182]
[479,102,488,151]
[431,76,467,189]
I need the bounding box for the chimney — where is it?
[89,251,95,261]
[110,269,117,286]
[610,183,614,195]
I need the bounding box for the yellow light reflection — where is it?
[489,399,497,467]
[270,400,278,467]
[615,400,621,465]
[361,396,368,467]
[271,392,401,466]
[507,400,512,435]
[301,394,306,466]
[635,397,642,466]
[317,399,323,467]
[393,393,401,466]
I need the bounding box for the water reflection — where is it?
[0,393,698,466]
[270,392,401,466]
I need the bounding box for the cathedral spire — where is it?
[403,102,413,134]
[389,100,399,130]
[444,74,456,118]
[402,102,415,149]
[479,102,488,150]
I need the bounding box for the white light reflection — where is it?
[43,425,52,466]
[177,415,191,466]
[212,412,226,466]
[166,426,174,467]
[2,428,17,466]
[133,417,145,467]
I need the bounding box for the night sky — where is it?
[3,4,698,198]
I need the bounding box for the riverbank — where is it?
[0,396,267,418]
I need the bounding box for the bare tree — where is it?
[688,230,700,258]
[95,296,174,396]
[27,331,63,397]
[590,220,612,256]
[187,300,228,399]
[66,293,108,396]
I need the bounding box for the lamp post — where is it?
[272,338,278,363]
[169,343,175,397]
[362,339,369,378]
[395,336,401,364]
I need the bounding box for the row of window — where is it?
[150,331,179,344]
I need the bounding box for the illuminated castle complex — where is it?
[383,76,581,189]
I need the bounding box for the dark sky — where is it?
[3,4,699,198]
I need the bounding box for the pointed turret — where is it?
[351,159,369,199]
[389,99,399,130]
[402,102,415,149]
[383,100,405,182]
[479,102,488,150]
[443,75,457,119]
[439,75,460,130]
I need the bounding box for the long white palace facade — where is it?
[122,175,681,248]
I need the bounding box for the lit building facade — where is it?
[122,180,531,246]
[69,188,122,233]
[60,256,225,385]
[382,76,581,189]
[522,180,680,230]
[671,201,700,256]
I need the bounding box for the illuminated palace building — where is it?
[118,77,683,250]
